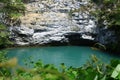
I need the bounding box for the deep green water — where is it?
[6,46,120,68]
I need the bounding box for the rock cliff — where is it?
[7,0,116,46]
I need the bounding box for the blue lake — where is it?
[6,46,120,68]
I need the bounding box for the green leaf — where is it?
[0,77,4,80]
[110,60,120,68]
[94,75,98,80]
[118,73,120,80]
[101,75,106,80]
[111,64,120,79]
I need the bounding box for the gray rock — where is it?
[8,0,116,46]
[15,26,34,36]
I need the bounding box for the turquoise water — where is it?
[6,46,120,68]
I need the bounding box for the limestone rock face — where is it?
[8,0,116,46]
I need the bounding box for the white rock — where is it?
[82,34,94,40]
[50,36,64,41]
[9,0,115,45]
[17,26,34,36]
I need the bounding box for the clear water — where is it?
[6,46,120,68]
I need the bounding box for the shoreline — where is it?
[1,40,119,56]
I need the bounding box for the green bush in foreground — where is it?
[0,52,120,80]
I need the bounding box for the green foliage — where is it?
[91,0,120,28]
[0,0,22,48]
[0,23,12,48]
[0,53,120,80]
[90,0,120,52]
[0,50,7,62]
[0,23,6,30]
[111,64,120,79]
[0,0,25,25]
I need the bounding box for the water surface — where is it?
[6,46,120,68]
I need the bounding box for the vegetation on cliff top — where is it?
[0,0,25,48]
[0,0,25,26]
